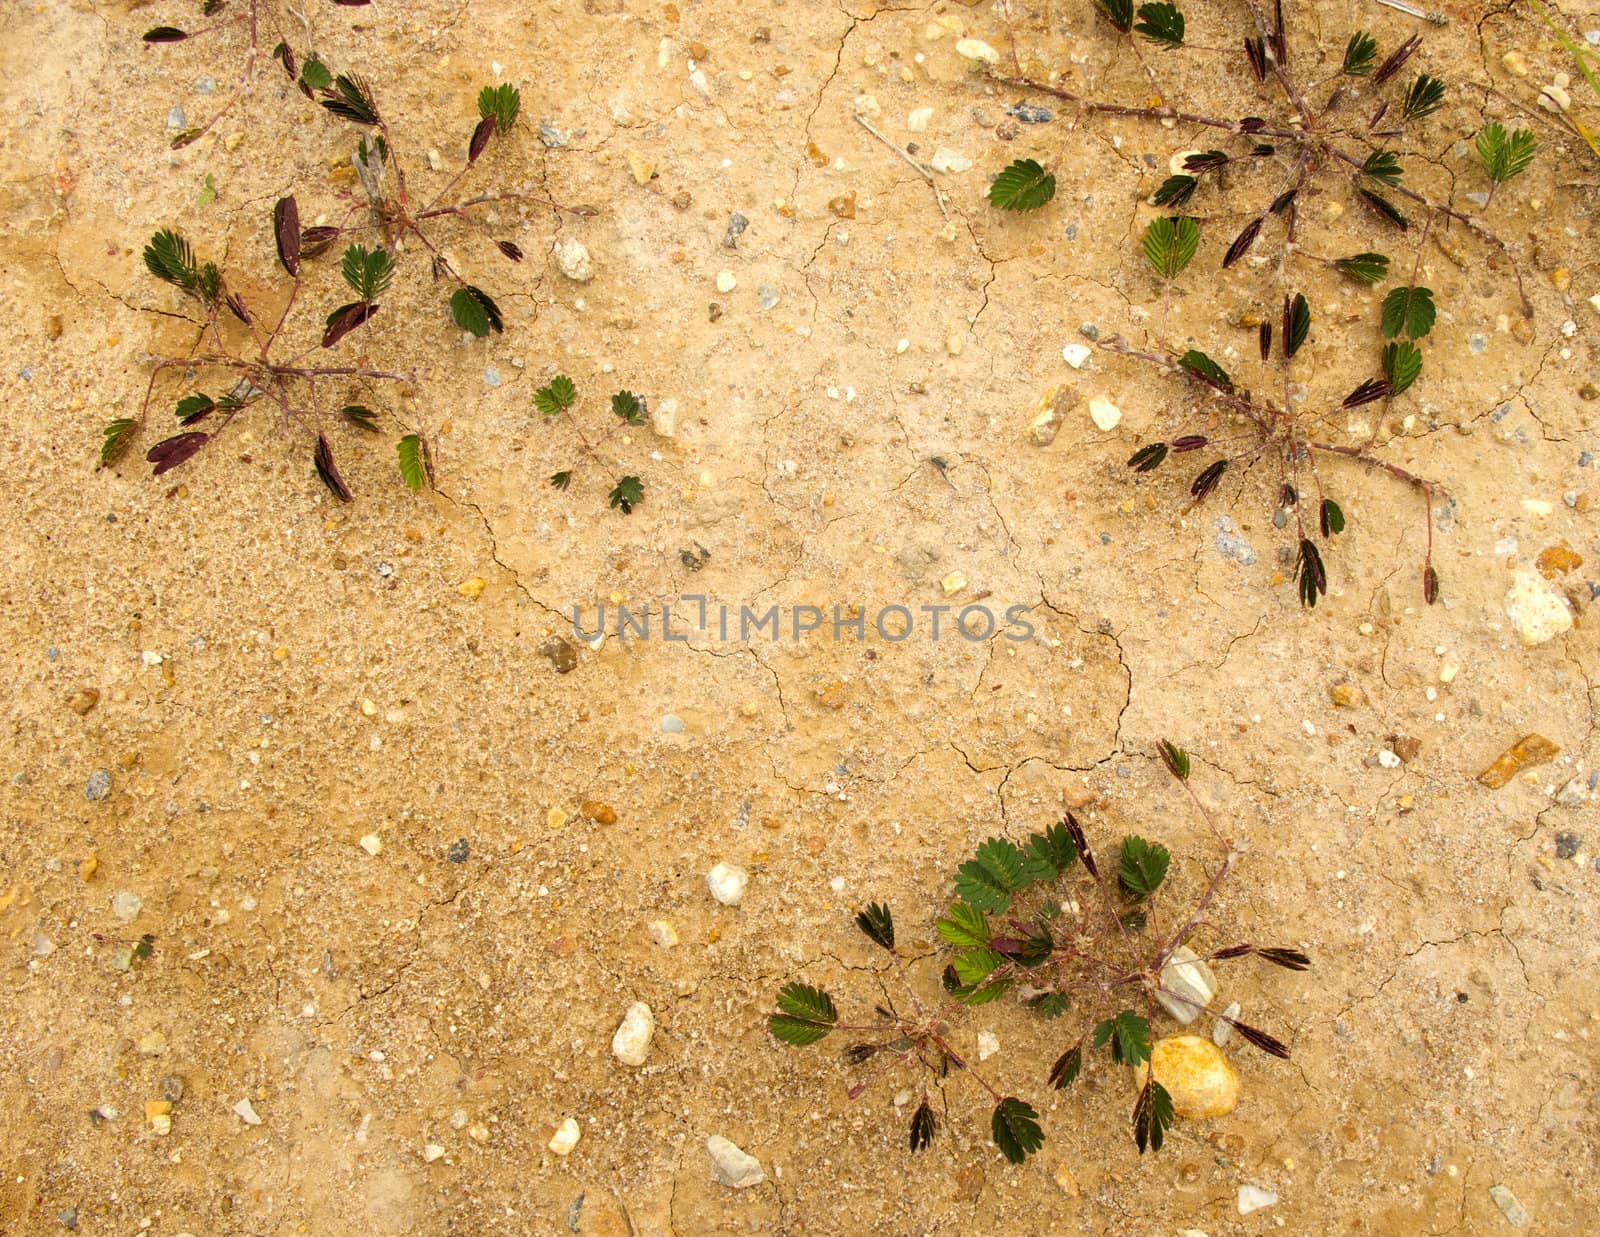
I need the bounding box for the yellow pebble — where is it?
[458,577,487,600]
[547,808,569,829]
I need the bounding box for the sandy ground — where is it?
[1,0,1597,1232]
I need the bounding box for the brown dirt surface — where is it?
[1,0,1597,1233]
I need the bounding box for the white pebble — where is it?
[233,1098,263,1126]
[907,106,934,132]
[929,148,972,174]
[1238,1184,1279,1214]
[1504,567,1574,647]
[1378,749,1401,769]
[1213,1000,1241,1047]
[1088,395,1121,431]
[706,861,749,905]
[611,1001,656,1066]
[715,270,738,293]
[141,650,163,667]
[955,38,1000,64]
[422,1143,446,1163]
[647,919,679,948]
[359,834,382,856]
[548,1117,581,1156]
[977,1030,1000,1061]
[1061,343,1092,369]
[706,1135,766,1188]
[554,238,594,283]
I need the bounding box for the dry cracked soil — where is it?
[1,0,1598,1233]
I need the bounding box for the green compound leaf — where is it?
[992,1097,1045,1165]
[989,158,1057,211]
[1134,2,1184,49]
[321,74,380,125]
[1361,148,1403,186]
[1151,174,1197,208]
[449,285,504,336]
[1332,252,1389,284]
[854,902,895,951]
[936,901,990,948]
[396,434,428,491]
[1475,122,1537,183]
[1133,1078,1175,1153]
[341,244,394,302]
[1095,0,1135,34]
[1118,836,1171,896]
[954,837,1027,913]
[1402,73,1447,121]
[1093,1009,1153,1066]
[477,82,522,134]
[1048,1043,1083,1088]
[1178,349,1232,391]
[341,403,380,431]
[1142,215,1199,281]
[1381,285,1436,339]
[609,474,644,514]
[611,390,647,426]
[535,375,577,416]
[99,418,137,468]
[1382,339,1423,392]
[1320,497,1346,537]
[1023,819,1078,882]
[1343,30,1378,76]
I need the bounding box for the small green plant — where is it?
[1109,279,1444,606]
[104,210,418,499]
[534,376,648,514]
[141,1,360,149]
[769,743,1307,1161]
[296,72,590,334]
[984,6,1533,316]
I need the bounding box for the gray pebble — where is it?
[84,770,112,801]
[1272,508,1288,529]
[1469,333,1487,355]
[111,891,142,921]
[1079,323,1099,341]
[58,1209,77,1230]
[447,838,469,863]
[1213,516,1257,566]
[538,121,568,148]
[195,76,217,95]
[161,1074,185,1104]
[1555,832,1581,859]
[166,106,186,131]
[723,213,748,249]
[1007,101,1053,124]
[483,367,501,388]
[758,285,780,310]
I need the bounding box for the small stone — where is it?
[945,333,964,356]
[1151,1035,1240,1119]
[1008,102,1052,124]
[422,1143,446,1162]
[852,93,880,117]
[548,1117,581,1155]
[1377,749,1401,769]
[84,770,112,801]
[166,106,186,131]
[647,919,679,948]
[581,800,618,824]
[976,1030,999,1061]
[1329,681,1364,708]
[611,1001,655,1066]
[458,576,487,600]
[446,838,469,863]
[68,688,99,715]
[1489,1184,1530,1228]
[659,714,686,734]
[955,38,1000,64]
[359,834,383,856]
[32,932,55,957]
[1238,1184,1278,1215]
[111,891,142,922]
[1502,50,1529,77]
[1555,832,1581,859]
[482,368,501,389]
[1213,1001,1241,1047]
[1504,568,1574,646]
[161,1074,185,1104]
[715,270,737,293]
[907,106,934,132]
[1477,734,1561,789]
[758,285,780,310]
[723,213,748,248]
[58,1208,77,1229]
[137,1031,168,1057]
[706,1135,765,1187]
[555,239,594,283]
[547,807,570,829]
[1028,385,1079,446]
[626,151,655,186]
[1535,542,1583,578]
[929,147,972,174]
[1053,1162,1079,1196]
[538,121,569,148]
[706,861,749,905]
[1556,775,1592,807]
[233,1098,262,1126]
[542,639,580,673]
[1155,945,1218,1023]
[1061,343,1092,369]
[1088,395,1122,431]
